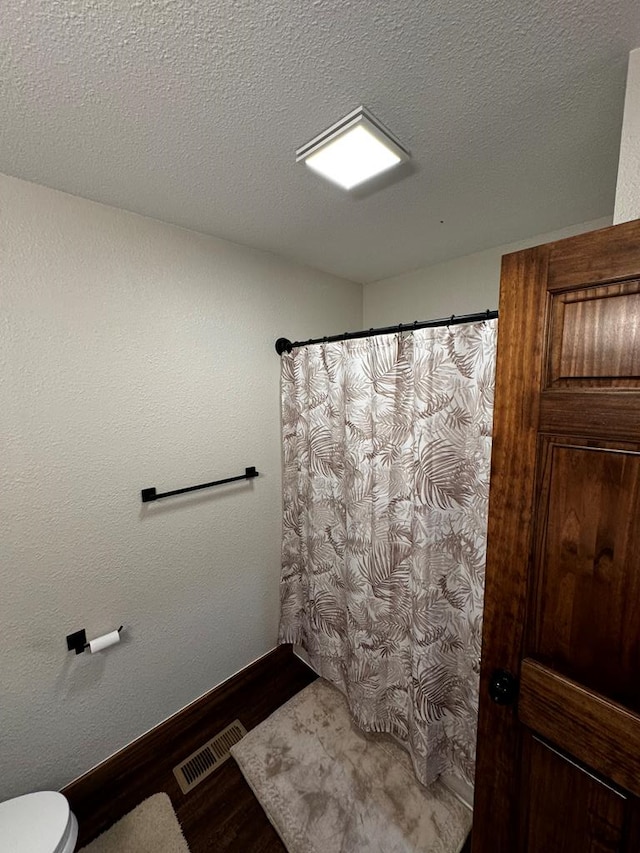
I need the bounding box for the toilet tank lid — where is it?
[0,791,70,852]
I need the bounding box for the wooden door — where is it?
[472,219,640,853]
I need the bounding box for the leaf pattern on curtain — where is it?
[278,320,497,789]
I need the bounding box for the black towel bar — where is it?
[141,466,259,503]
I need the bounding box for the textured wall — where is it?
[0,173,361,799]
[363,218,612,327]
[614,48,640,223]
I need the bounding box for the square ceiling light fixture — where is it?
[296,106,410,190]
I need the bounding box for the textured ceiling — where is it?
[2,1,639,283]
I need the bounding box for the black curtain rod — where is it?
[275,309,498,355]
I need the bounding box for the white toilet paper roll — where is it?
[89,630,121,653]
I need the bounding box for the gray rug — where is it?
[79,793,190,853]
[231,679,472,853]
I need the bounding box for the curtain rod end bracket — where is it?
[275,338,293,355]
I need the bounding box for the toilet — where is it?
[0,791,78,853]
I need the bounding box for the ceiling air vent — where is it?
[173,719,247,794]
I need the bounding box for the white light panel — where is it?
[297,107,409,191]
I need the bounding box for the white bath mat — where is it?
[231,678,472,853]
[79,793,190,853]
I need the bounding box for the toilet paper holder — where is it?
[66,626,123,655]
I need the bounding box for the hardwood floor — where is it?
[65,645,316,851]
[65,643,473,851]
[174,759,288,852]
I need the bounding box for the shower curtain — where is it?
[278,320,497,788]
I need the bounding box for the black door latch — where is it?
[489,668,519,705]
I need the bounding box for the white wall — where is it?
[0,173,361,799]
[614,47,640,224]
[363,218,612,327]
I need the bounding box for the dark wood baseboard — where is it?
[63,644,316,849]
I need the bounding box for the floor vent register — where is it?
[173,719,247,794]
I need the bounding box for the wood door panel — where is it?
[472,248,550,853]
[519,733,628,853]
[547,281,640,387]
[473,218,640,853]
[531,440,640,705]
[539,392,640,442]
[547,219,640,290]
[518,659,640,798]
